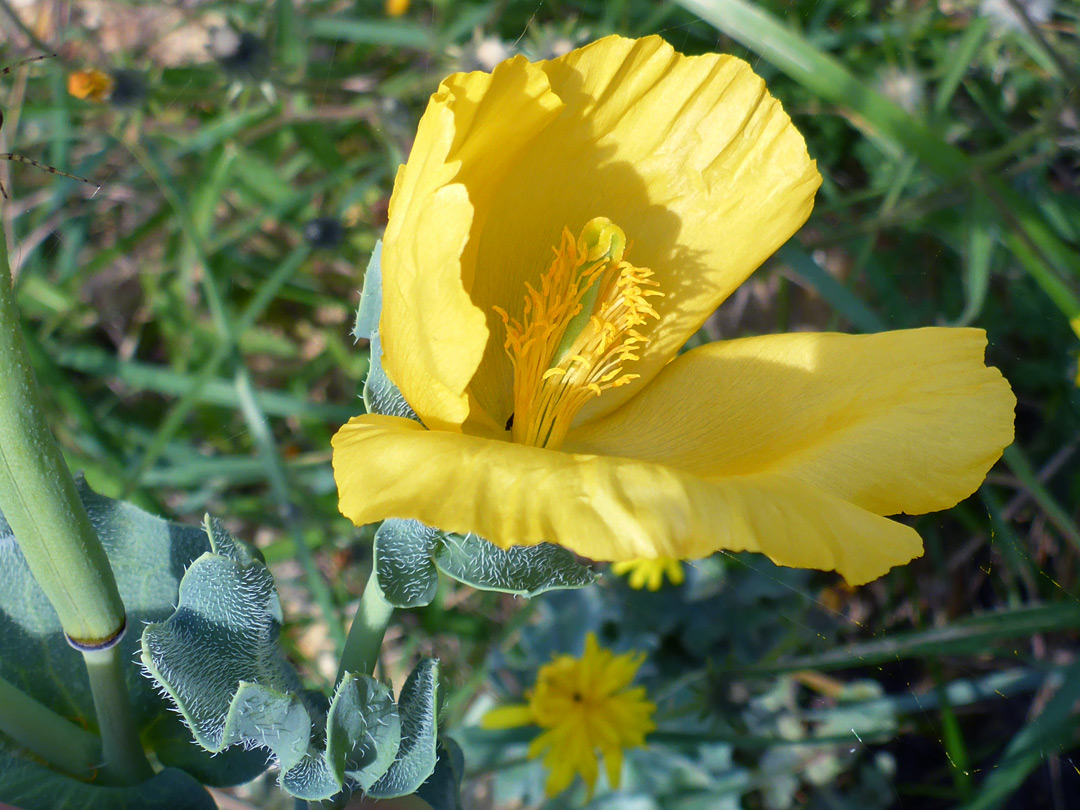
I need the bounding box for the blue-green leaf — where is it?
[353,242,419,422]
[365,332,421,420]
[434,533,596,596]
[374,519,440,609]
[415,738,465,810]
[0,481,267,803]
[353,241,383,342]
[0,738,216,810]
[374,520,596,607]
[140,517,303,753]
[141,518,411,801]
[331,672,401,792]
[367,659,440,799]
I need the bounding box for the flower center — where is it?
[494,217,662,450]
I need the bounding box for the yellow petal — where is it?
[665,558,685,586]
[381,55,563,432]
[332,414,923,584]
[566,328,1015,517]
[529,728,555,761]
[481,703,535,730]
[465,35,821,426]
[542,732,586,797]
[603,744,624,790]
[575,737,600,799]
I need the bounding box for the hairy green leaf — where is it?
[0,740,216,810]
[415,739,465,810]
[0,481,267,804]
[353,241,383,342]
[374,519,441,608]
[354,242,419,421]
[368,659,441,799]
[435,533,596,596]
[141,517,422,801]
[331,673,401,792]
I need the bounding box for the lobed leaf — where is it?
[374,519,596,607]
[415,739,466,810]
[330,673,402,792]
[367,658,441,799]
[141,517,435,801]
[353,241,384,342]
[0,739,216,810]
[0,481,267,805]
[354,242,420,422]
[374,519,442,608]
[434,533,596,597]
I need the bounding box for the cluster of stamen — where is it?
[494,217,662,450]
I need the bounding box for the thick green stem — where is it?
[337,570,394,683]
[0,674,102,779]
[0,229,152,783]
[0,230,124,645]
[82,646,153,784]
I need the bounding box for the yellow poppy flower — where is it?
[67,69,113,102]
[332,35,1015,585]
[612,557,685,591]
[483,633,656,797]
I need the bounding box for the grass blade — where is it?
[733,603,1080,676]
[958,658,1080,810]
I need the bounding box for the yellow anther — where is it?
[495,218,662,450]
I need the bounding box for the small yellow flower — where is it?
[385,0,410,16]
[67,69,113,102]
[332,35,1015,585]
[612,557,684,591]
[484,633,656,797]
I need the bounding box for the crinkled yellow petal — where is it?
[566,328,1015,517]
[380,54,563,432]
[481,703,535,730]
[332,414,923,584]
[464,34,821,426]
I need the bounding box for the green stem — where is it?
[0,674,102,779]
[337,569,394,683]
[0,228,153,783]
[83,645,153,784]
[0,230,125,645]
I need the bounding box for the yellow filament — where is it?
[494,218,662,450]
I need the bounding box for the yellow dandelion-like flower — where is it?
[67,69,113,102]
[484,633,656,797]
[611,557,685,591]
[332,35,1015,586]
[385,0,410,17]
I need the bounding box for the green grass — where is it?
[2,0,1078,807]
